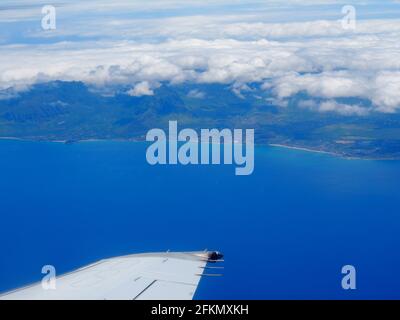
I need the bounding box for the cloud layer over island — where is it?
[1,0,400,114]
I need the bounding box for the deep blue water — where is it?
[0,139,400,299]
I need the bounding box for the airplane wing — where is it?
[0,251,223,300]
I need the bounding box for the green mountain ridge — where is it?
[1,81,400,159]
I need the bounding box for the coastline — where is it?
[0,136,141,144]
[268,143,399,161]
[268,143,336,156]
[0,136,397,161]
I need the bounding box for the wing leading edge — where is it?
[0,251,224,300]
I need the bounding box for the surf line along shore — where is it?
[145,121,255,176]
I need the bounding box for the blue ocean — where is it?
[0,139,399,299]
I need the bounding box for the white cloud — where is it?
[271,71,369,99]
[271,71,400,113]
[372,72,400,113]
[127,81,155,97]
[232,82,254,99]
[319,101,370,116]
[299,100,370,116]
[187,89,205,99]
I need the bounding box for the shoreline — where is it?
[268,143,399,161]
[268,143,336,156]
[0,136,397,161]
[0,136,141,144]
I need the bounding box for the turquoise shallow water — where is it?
[0,139,400,299]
